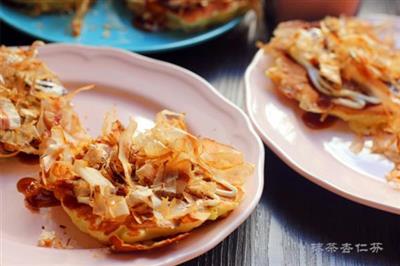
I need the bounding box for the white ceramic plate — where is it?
[245,15,400,215]
[0,44,264,265]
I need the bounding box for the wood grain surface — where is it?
[1,0,400,265]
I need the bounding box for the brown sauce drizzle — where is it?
[17,153,39,165]
[62,195,85,210]
[17,177,60,210]
[316,94,333,109]
[301,112,337,129]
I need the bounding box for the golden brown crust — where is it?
[109,233,189,252]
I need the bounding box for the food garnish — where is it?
[37,230,63,248]
[18,110,254,251]
[262,16,400,185]
[0,42,90,157]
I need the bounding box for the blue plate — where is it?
[0,1,240,53]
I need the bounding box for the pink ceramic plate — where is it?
[0,44,264,265]
[245,15,400,215]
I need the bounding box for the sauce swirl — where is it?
[18,153,39,165]
[301,112,337,129]
[17,177,59,210]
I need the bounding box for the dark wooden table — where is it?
[1,0,400,265]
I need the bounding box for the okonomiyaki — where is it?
[18,110,254,251]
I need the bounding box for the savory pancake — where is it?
[126,0,259,31]
[263,17,400,135]
[0,42,89,157]
[263,17,400,185]
[266,48,389,134]
[18,110,253,251]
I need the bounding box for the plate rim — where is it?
[0,3,241,53]
[245,47,400,216]
[2,43,265,265]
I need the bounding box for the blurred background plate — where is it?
[0,0,241,53]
